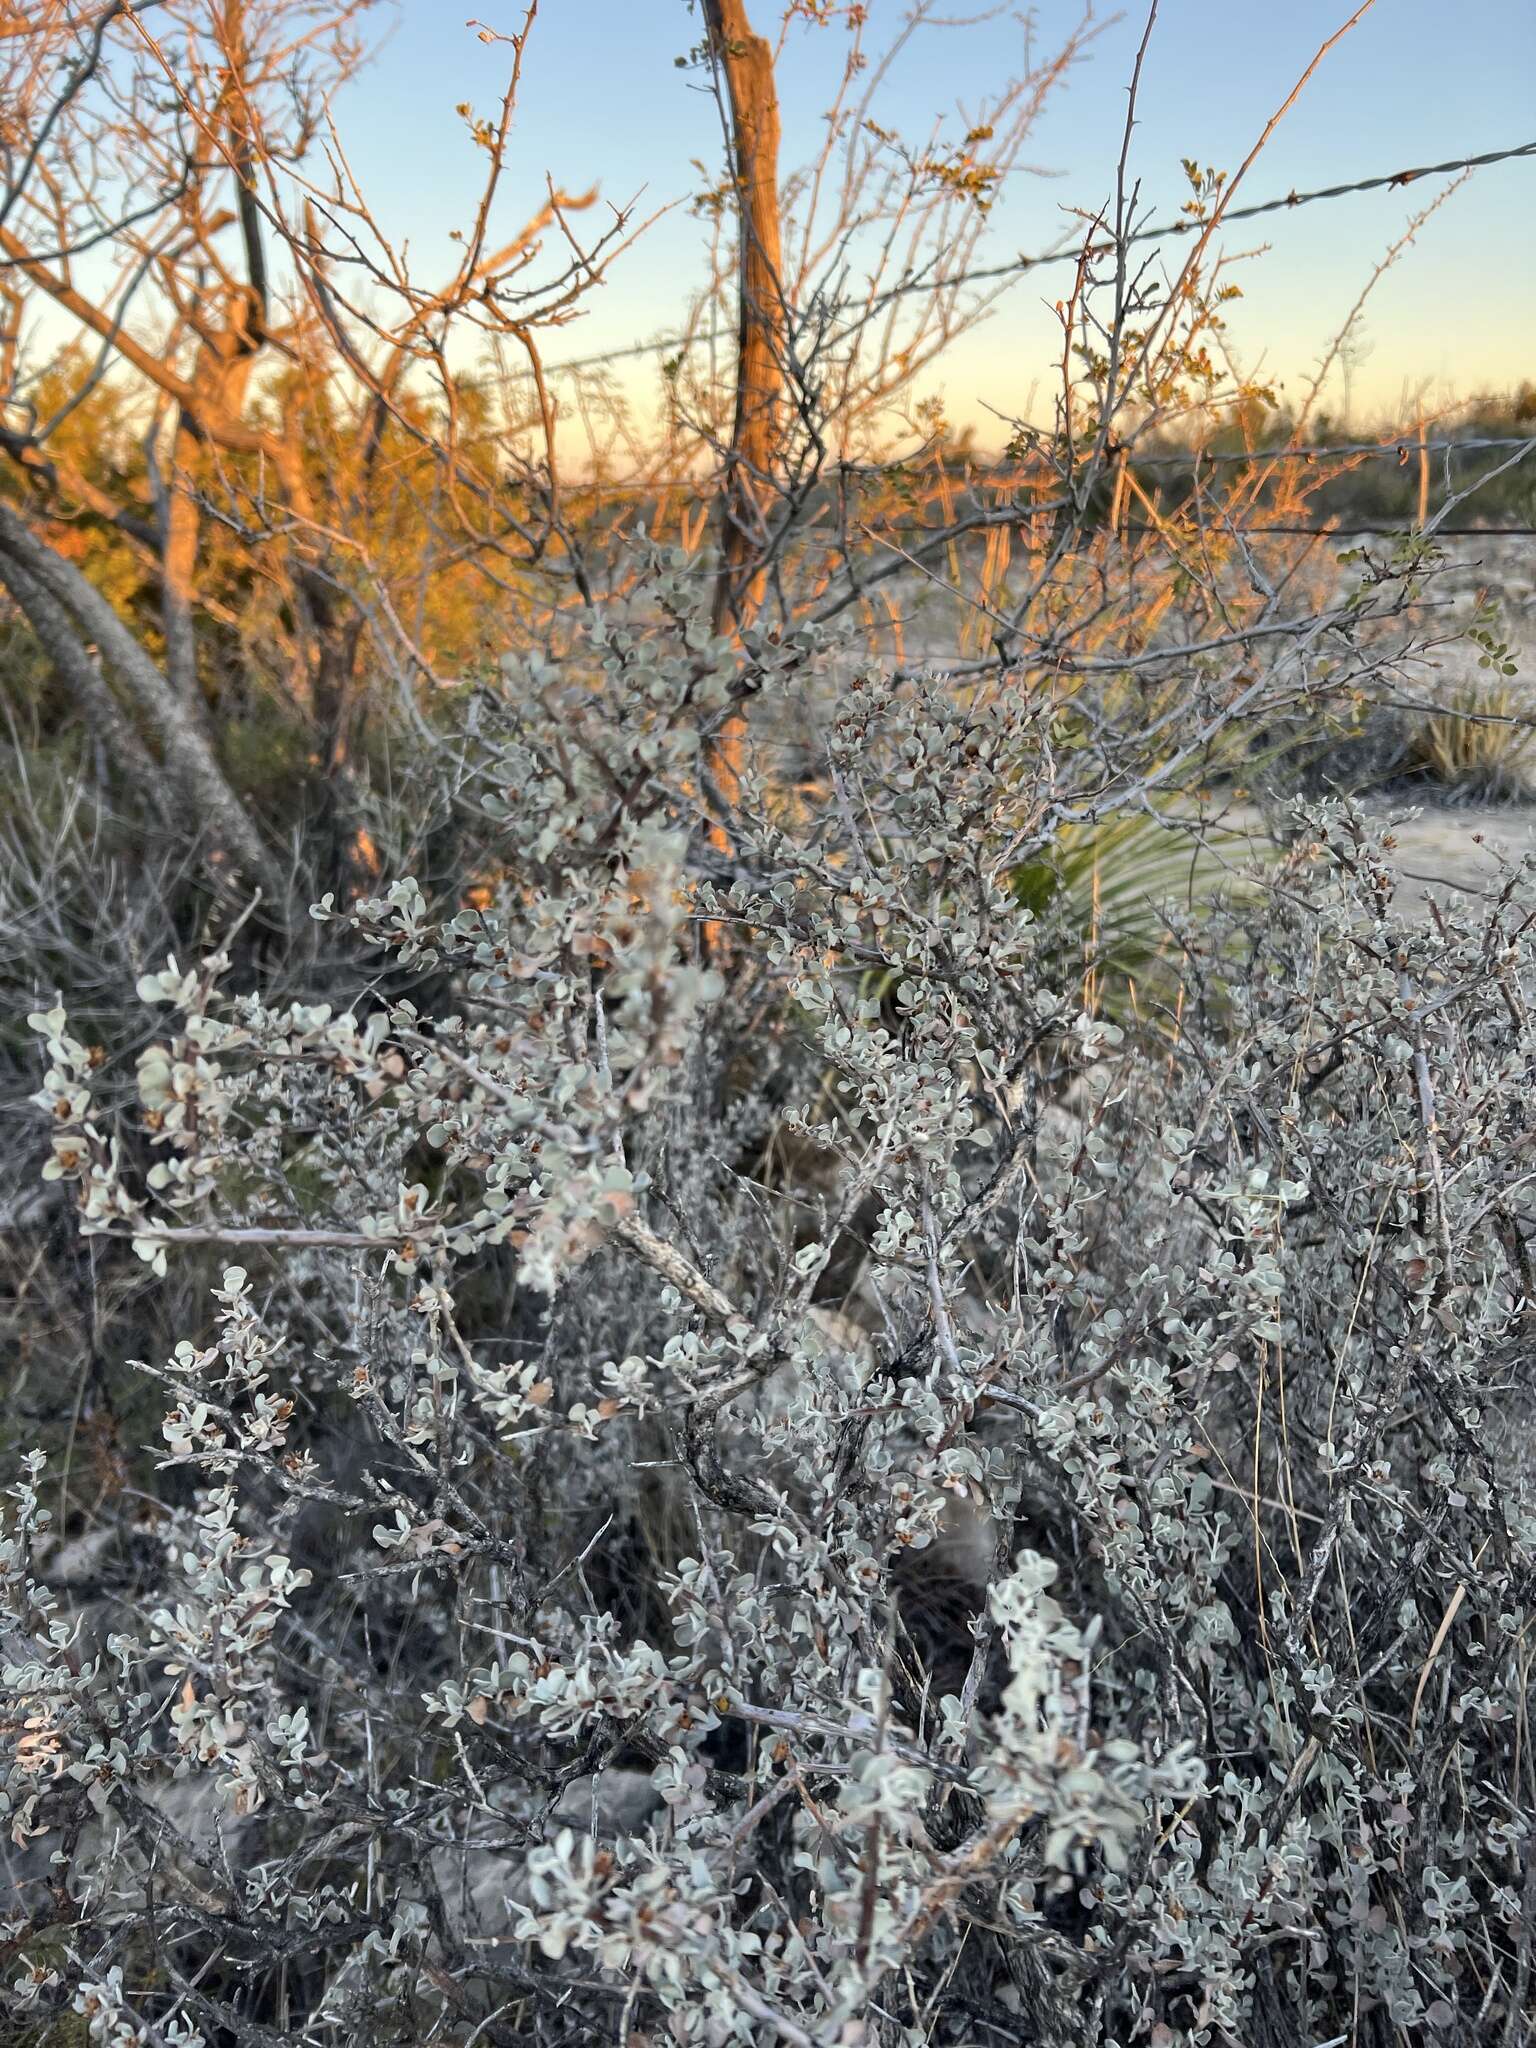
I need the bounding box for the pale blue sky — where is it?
[332,0,1535,439]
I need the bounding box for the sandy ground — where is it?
[1213,797,1536,922]
[1357,801,1536,918]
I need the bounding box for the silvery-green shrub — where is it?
[6,554,1536,2048]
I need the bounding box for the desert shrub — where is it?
[4,560,1536,2048]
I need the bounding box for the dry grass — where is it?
[1408,678,1536,801]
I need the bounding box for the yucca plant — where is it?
[1408,676,1536,801]
[1011,806,1259,1022]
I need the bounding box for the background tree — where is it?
[0,0,641,911]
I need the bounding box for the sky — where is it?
[328,0,1535,448]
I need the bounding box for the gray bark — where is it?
[0,552,166,806]
[0,501,290,915]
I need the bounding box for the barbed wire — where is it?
[887,139,1536,300]
[510,434,1535,497]
[517,139,1536,384]
[1090,435,1534,468]
[1124,523,1536,538]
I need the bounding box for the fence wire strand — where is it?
[518,140,1536,384]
